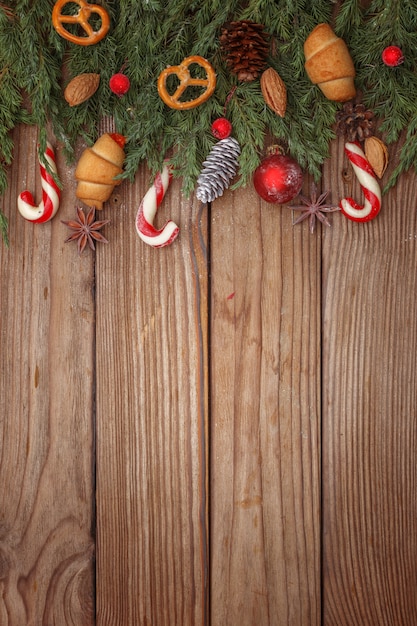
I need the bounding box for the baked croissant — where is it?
[75,133,126,209]
[304,23,356,102]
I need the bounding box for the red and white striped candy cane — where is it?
[18,142,61,223]
[135,164,179,248]
[340,141,381,222]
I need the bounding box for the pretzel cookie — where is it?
[157,55,216,110]
[52,0,110,46]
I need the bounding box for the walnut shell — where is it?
[64,73,100,107]
[260,67,287,117]
[365,136,389,179]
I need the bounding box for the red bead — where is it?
[381,46,404,67]
[109,73,131,96]
[211,117,232,139]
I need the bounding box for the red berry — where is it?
[381,46,404,67]
[109,73,131,96]
[211,117,232,139]
[253,154,303,204]
[109,133,126,148]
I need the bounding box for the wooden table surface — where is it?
[1,122,416,625]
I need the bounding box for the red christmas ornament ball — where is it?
[381,46,404,67]
[211,117,232,139]
[253,153,303,204]
[109,73,131,96]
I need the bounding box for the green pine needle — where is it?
[0,0,416,213]
[0,209,8,247]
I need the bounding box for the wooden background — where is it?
[0,121,416,625]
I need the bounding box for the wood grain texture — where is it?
[322,140,417,625]
[209,184,321,625]
[3,123,417,626]
[95,146,209,625]
[0,125,95,625]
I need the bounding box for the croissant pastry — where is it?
[304,23,356,102]
[75,133,126,209]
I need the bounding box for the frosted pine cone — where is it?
[196,137,241,203]
[220,20,269,82]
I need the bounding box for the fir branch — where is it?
[0,208,8,247]
[384,114,417,193]
[0,3,14,21]
[0,0,416,205]
[334,0,363,36]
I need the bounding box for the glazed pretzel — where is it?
[157,55,216,110]
[52,0,110,46]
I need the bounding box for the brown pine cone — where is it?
[220,20,269,82]
[335,102,376,143]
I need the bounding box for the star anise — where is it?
[290,182,340,234]
[62,206,110,254]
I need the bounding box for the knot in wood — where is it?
[342,167,353,183]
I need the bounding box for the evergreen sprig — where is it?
[0,207,8,246]
[341,0,417,190]
[0,0,416,233]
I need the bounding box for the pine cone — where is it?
[196,137,241,203]
[335,102,375,143]
[220,20,269,82]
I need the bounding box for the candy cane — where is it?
[18,142,61,223]
[135,164,179,247]
[340,141,381,222]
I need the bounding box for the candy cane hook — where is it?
[18,142,61,223]
[340,141,381,222]
[135,164,179,248]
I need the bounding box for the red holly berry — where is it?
[109,73,131,96]
[211,117,232,139]
[253,153,303,204]
[381,46,404,67]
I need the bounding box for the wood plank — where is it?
[0,125,95,624]
[322,140,417,624]
[210,184,322,625]
[4,122,416,624]
[95,142,209,624]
